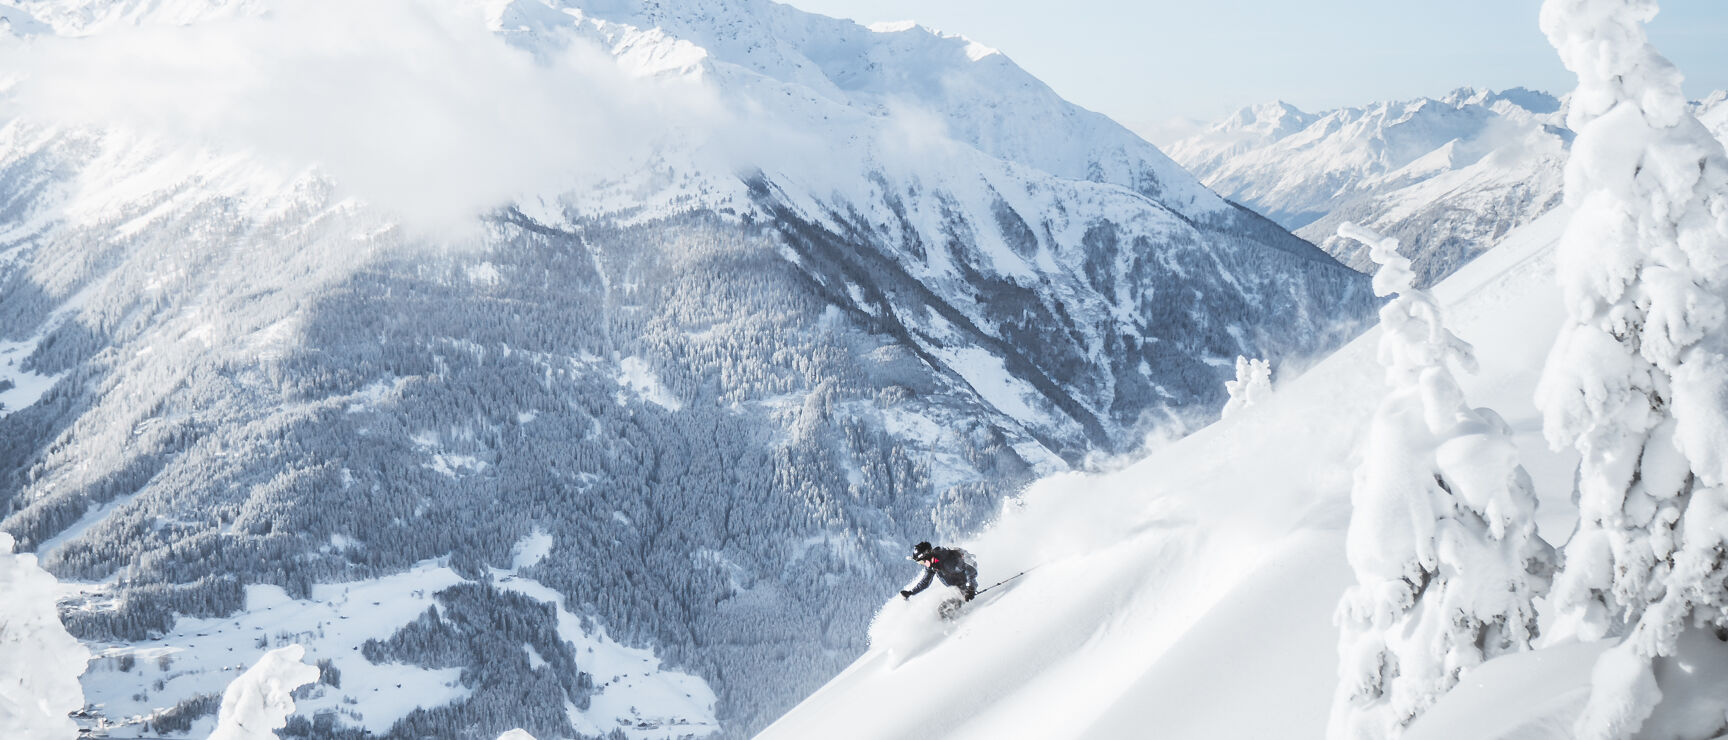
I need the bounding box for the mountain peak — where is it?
[866,19,919,33]
[1439,86,1493,107]
[864,19,1001,60]
[1440,86,1562,115]
[1215,100,1315,139]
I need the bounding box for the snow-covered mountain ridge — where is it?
[0,0,1374,737]
[1169,87,1570,287]
[1171,87,1728,288]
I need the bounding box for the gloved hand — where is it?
[899,590,912,599]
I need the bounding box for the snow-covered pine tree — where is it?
[1536,0,1728,736]
[1221,356,1272,419]
[1329,223,1554,740]
[209,644,320,740]
[0,532,89,740]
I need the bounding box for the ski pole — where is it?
[975,567,1035,596]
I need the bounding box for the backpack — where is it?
[933,546,974,573]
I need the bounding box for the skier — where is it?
[900,541,978,602]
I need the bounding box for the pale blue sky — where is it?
[778,0,1728,139]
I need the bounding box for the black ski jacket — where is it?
[905,546,976,596]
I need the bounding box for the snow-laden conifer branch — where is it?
[1221,356,1272,419]
[1537,0,1728,737]
[1329,223,1553,740]
[208,645,320,740]
[0,532,89,740]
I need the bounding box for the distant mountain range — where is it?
[0,1,1375,737]
[1170,87,1728,287]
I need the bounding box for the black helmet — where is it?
[911,541,933,561]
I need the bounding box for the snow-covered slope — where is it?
[1169,88,1570,287]
[757,207,1581,740]
[0,0,1375,737]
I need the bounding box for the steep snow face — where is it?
[757,209,1579,740]
[0,0,1373,737]
[1170,88,1571,287]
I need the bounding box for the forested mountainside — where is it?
[1170,88,1728,289]
[0,0,1375,737]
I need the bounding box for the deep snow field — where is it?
[757,209,1583,739]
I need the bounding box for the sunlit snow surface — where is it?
[759,210,1579,739]
[616,355,683,412]
[75,551,717,738]
[0,334,62,417]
